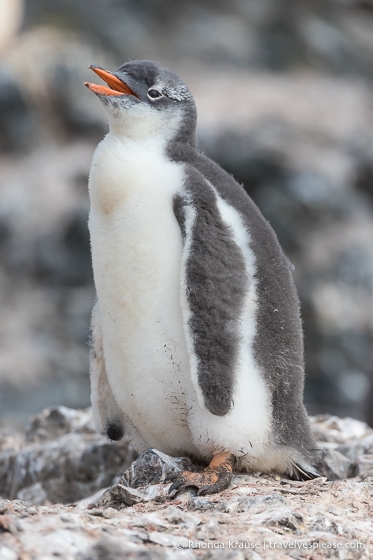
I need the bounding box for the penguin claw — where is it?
[164,472,179,484]
[196,483,225,496]
[196,485,210,496]
[165,467,232,497]
[168,477,187,494]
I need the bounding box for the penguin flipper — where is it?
[173,173,248,417]
[89,299,125,440]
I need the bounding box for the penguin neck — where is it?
[106,104,196,148]
[107,104,181,144]
[89,118,183,216]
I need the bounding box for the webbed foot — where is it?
[165,451,234,496]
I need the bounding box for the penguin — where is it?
[85,60,320,495]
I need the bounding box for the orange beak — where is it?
[84,66,140,98]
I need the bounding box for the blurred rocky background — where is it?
[1,0,373,428]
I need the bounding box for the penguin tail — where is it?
[288,461,322,481]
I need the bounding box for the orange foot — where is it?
[165,451,234,496]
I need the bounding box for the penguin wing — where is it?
[89,299,125,439]
[173,167,248,417]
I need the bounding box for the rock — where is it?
[25,405,95,443]
[0,546,18,560]
[309,415,373,479]
[21,0,373,79]
[310,414,373,479]
[0,407,136,505]
[1,408,373,558]
[121,449,196,488]
[4,407,373,510]
[0,66,35,153]
[337,432,373,462]
[318,448,355,480]
[79,536,151,560]
[203,553,245,560]
[356,454,373,478]
[96,484,149,509]
[1,476,371,559]
[3,27,111,146]
[0,141,96,425]
[96,449,197,509]
[310,415,372,444]
[85,413,373,510]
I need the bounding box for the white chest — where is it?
[88,134,184,303]
[88,133,196,454]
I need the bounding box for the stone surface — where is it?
[121,449,197,489]
[3,407,373,510]
[0,476,372,559]
[1,407,373,557]
[96,449,198,509]
[0,406,136,505]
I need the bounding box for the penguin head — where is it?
[85,60,196,145]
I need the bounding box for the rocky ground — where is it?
[0,407,373,559]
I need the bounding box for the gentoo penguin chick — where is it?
[85,60,320,495]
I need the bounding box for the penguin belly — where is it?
[88,133,198,456]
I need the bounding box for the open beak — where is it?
[84,66,140,98]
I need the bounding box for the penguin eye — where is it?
[148,89,163,99]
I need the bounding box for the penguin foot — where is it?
[166,451,234,496]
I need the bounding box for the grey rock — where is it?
[318,448,355,480]
[0,141,96,425]
[1,438,372,559]
[25,405,95,443]
[337,432,373,462]
[189,498,221,512]
[356,454,373,478]
[265,510,300,533]
[95,449,197,509]
[0,546,18,560]
[79,536,154,560]
[96,484,146,509]
[22,0,373,79]
[17,482,47,505]
[312,416,373,478]
[0,67,36,154]
[203,551,245,560]
[310,415,372,444]
[0,407,136,505]
[161,505,201,527]
[121,449,196,488]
